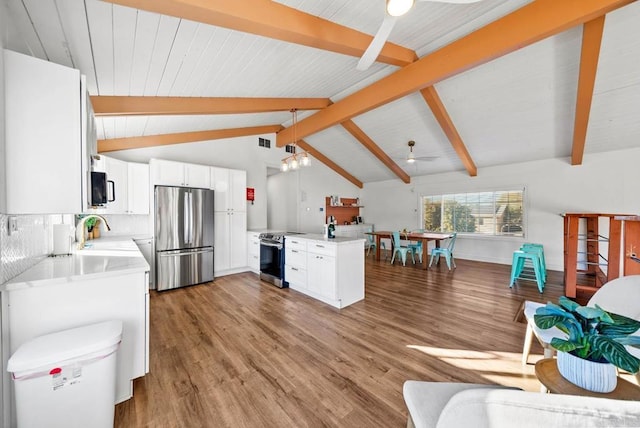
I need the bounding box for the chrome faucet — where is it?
[76,214,111,249]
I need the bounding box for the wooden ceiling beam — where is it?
[420,87,477,176]
[277,0,634,147]
[98,124,282,152]
[571,16,606,166]
[296,140,363,189]
[341,120,410,184]
[92,96,332,116]
[102,0,417,68]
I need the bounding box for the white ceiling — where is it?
[3,0,640,184]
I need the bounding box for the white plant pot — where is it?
[557,351,617,393]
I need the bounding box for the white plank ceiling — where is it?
[3,0,640,184]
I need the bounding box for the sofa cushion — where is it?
[437,388,640,428]
[403,381,518,428]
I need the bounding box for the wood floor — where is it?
[115,255,568,427]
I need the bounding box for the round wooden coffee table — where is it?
[535,358,640,400]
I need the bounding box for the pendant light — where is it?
[281,109,311,172]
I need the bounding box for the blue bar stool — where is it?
[510,250,545,293]
[520,243,546,281]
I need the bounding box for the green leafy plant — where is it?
[534,296,640,374]
[84,217,97,232]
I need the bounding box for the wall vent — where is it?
[258,137,271,148]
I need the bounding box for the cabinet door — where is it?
[104,156,128,214]
[214,211,230,272]
[247,232,260,272]
[151,159,185,186]
[185,163,211,188]
[211,167,230,211]
[307,253,337,299]
[4,50,83,214]
[230,169,247,212]
[229,211,247,269]
[128,163,150,214]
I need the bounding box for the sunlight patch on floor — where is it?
[407,345,543,390]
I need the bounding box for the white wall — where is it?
[362,148,640,271]
[109,136,361,232]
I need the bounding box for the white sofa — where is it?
[403,381,640,428]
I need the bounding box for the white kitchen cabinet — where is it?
[104,156,128,214]
[134,238,154,284]
[285,235,365,309]
[214,211,247,274]
[211,167,246,212]
[212,167,247,276]
[4,49,95,214]
[307,244,337,299]
[284,238,308,288]
[247,232,260,274]
[150,159,210,188]
[127,162,150,214]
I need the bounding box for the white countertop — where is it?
[1,237,150,292]
[285,233,365,244]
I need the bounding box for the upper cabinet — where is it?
[211,167,246,212]
[150,159,210,188]
[4,49,95,214]
[101,157,149,215]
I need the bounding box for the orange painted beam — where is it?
[277,0,634,146]
[92,96,332,116]
[571,16,606,166]
[98,124,282,152]
[296,139,363,189]
[420,87,477,177]
[341,120,410,184]
[103,0,416,68]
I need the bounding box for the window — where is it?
[421,189,524,237]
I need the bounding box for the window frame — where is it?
[419,188,526,238]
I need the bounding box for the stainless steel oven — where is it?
[259,233,286,288]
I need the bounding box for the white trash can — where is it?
[7,320,123,428]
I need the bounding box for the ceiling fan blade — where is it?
[418,0,484,3]
[356,15,397,71]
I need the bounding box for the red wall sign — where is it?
[246,187,255,202]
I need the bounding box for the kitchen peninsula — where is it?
[0,237,150,405]
[284,234,365,309]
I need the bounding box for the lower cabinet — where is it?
[4,270,149,405]
[214,211,247,275]
[285,236,364,308]
[247,232,260,274]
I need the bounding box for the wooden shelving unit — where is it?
[563,213,623,298]
[325,197,363,225]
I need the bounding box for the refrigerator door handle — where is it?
[188,191,194,244]
[183,191,190,245]
[158,247,213,257]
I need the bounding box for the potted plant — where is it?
[534,296,640,392]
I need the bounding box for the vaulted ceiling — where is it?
[3,0,640,187]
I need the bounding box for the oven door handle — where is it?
[260,241,283,249]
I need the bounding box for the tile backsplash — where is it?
[0,214,52,284]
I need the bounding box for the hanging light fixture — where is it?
[281,109,311,172]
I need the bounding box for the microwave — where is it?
[90,171,114,206]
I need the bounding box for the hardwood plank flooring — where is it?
[115,255,570,427]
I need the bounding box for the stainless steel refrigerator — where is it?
[155,186,214,291]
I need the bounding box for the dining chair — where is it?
[366,230,386,258]
[428,233,457,270]
[407,229,425,263]
[391,231,414,266]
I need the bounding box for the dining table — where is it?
[365,231,455,269]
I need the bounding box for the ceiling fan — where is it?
[357,0,485,71]
[397,140,438,163]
